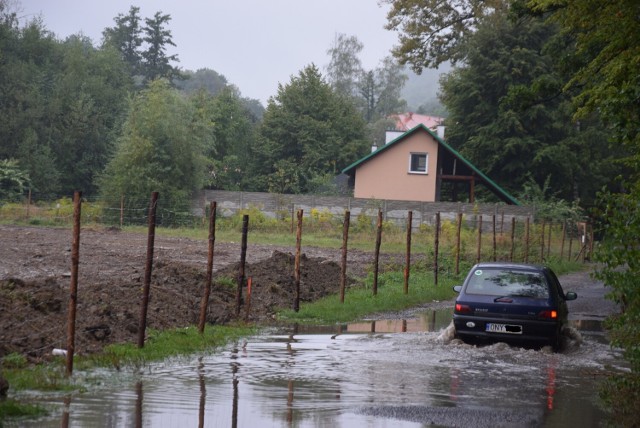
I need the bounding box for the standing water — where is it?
[11,309,624,427]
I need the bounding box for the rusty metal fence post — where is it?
[455,212,462,275]
[340,210,350,303]
[65,190,82,376]
[236,215,249,317]
[294,209,303,312]
[404,210,412,294]
[198,201,217,333]
[372,209,383,296]
[434,212,440,286]
[137,191,158,348]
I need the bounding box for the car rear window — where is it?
[465,268,549,299]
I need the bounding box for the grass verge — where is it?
[278,270,461,324]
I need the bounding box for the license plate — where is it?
[486,323,522,334]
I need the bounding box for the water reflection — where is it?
[13,309,621,428]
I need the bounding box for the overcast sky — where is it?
[17,0,398,104]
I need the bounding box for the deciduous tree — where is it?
[255,64,368,193]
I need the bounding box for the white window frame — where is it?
[408,152,428,174]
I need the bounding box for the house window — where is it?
[409,153,428,174]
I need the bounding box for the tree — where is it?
[325,33,364,97]
[141,11,180,82]
[176,68,229,96]
[49,35,132,194]
[255,64,369,194]
[360,56,408,121]
[383,0,502,70]
[525,0,640,422]
[325,34,408,123]
[0,159,30,202]
[101,6,143,75]
[99,80,207,212]
[438,10,614,204]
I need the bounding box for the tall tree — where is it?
[99,80,207,211]
[255,64,369,193]
[439,10,614,204]
[359,56,408,122]
[325,34,408,123]
[141,11,180,82]
[101,6,143,75]
[383,0,502,70]
[325,33,364,97]
[526,0,640,421]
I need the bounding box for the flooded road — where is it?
[13,309,624,428]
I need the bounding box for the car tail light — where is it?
[538,310,558,319]
[455,303,472,314]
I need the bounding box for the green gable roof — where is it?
[342,124,520,205]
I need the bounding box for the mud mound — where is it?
[0,250,349,361]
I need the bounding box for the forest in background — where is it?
[1,0,628,216]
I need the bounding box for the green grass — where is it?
[278,270,460,324]
[1,325,255,395]
[86,324,254,369]
[0,399,47,419]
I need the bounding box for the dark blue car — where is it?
[452,263,577,350]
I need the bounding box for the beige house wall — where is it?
[353,131,440,201]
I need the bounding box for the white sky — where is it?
[17,0,398,104]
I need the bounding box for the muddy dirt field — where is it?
[0,225,408,361]
[0,225,615,363]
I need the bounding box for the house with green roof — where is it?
[342,124,520,205]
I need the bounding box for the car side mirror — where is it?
[453,285,462,293]
[565,291,577,301]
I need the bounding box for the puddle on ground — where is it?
[8,309,624,428]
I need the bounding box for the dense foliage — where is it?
[98,80,208,213]
[254,65,369,194]
[439,9,617,204]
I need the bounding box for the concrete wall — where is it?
[193,190,536,230]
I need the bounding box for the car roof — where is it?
[471,262,548,272]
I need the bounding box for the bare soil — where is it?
[0,225,616,363]
[0,225,404,361]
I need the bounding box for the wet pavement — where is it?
[10,308,625,428]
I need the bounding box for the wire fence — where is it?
[0,193,594,363]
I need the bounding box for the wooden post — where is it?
[560,222,567,261]
[510,217,516,262]
[588,222,594,261]
[455,212,462,275]
[568,228,574,262]
[293,209,303,312]
[547,222,552,260]
[372,209,383,296]
[198,201,217,333]
[65,191,82,376]
[137,191,158,348]
[404,211,413,294]
[120,195,124,228]
[476,215,482,264]
[540,220,546,262]
[434,212,440,286]
[492,214,497,261]
[524,217,530,263]
[340,210,350,303]
[236,215,249,317]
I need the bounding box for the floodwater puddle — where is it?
[9,309,624,428]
